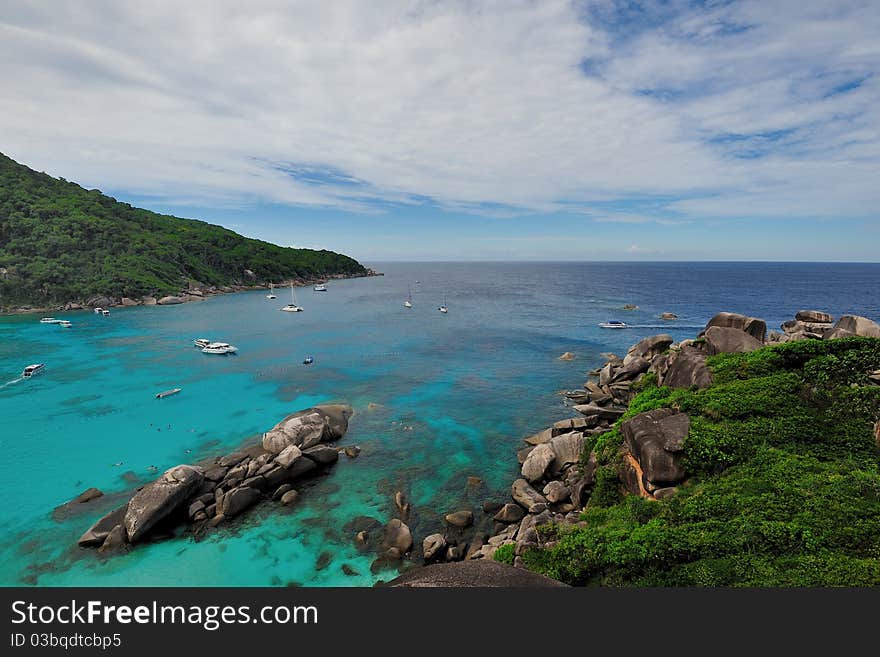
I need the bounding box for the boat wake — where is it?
[1,376,24,388]
[618,324,705,330]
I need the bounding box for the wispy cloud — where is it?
[0,0,878,232]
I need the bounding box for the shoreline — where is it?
[0,269,383,316]
[386,308,880,585]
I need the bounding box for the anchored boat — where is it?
[156,387,182,399]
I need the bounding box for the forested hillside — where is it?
[0,153,366,307]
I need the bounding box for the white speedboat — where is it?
[94,308,103,314]
[194,338,211,349]
[280,283,303,312]
[59,320,72,328]
[599,320,628,329]
[101,309,110,316]
[22,363,45,377]
[39,317,61,324]
[313,283,327,292]
[202,342,238,355]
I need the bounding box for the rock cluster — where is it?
[77,404,353,554]
[415,308,880,573]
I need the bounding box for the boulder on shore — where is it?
[703,326,764,355]
[620,409,689,491]
[521,443,555,483]
[796,310,833,324]
[511,478,547,512]
[445,510,474,528]
[423,534,447,561]
[157,296,183,305]
[662,346,712,389]
[78,504,128,547]
[220,486,261,518]
[702,311,767,342]
[828,315,880,339]
[382,519,413,554]
[627,334,674,361]
[124,465,204,543]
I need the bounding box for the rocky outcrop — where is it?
[261,404,353,453]
[157,296,184,305]
[423,533,447,562]
[660,312,678,320]
[796,310,833,324]
[662,346,712,389]
[703,311,767,342]
[511,479,547,512]
[80,404,355,554]
[827,315,880,339]
[521,443,555,483]
[620,409,689,493]
[124,465,204,543]
[703,326,764,355]
[382,519,413,555]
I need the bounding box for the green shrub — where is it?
[493,543,515,565]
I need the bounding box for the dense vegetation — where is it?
[517,337,880,586]
[0,153,367,307]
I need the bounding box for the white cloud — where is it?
[0,0,878,227]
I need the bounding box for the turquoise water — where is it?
[2,262,879,586]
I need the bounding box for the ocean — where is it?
[1,261,879,586]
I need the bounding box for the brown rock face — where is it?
[662,346,713,389]
[620,409,689,491]
[832,315,880,338]
[796,310,833,324]
[124,465,204,543]
[703,311,767,342]
[703,326,764,355]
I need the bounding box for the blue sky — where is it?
[1,0,879,261]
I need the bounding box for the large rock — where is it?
[703,326,764,355]
[511,478,547,512]
[543,481,571,504]
[78,504,129,547]
[445,510,474,528]
[220,486,261,517]
[548,431,584,477]
[382,519,413,554]
[274,444,303,468]
[662,346,712,389]
[313,404,354,441]
[262,412,327,453]
[620,409,689,490]
[124,465,204,543]
[796,310,833,324]
[627,334,673,361]
[494,503,525,523]
[831,315,880,338]
[572,403,626,420]
[423,533,447,561]
[611,356,650,382]
[157,296,184,305]
[303,444,340,465]
[121,297,139,307]
[521,443,555,483]
[703,312,766,342]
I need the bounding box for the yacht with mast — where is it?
[280,283,303,312]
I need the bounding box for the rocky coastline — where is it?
[72,404,355,555]
[385,309,880,586]
[2,269,383,315]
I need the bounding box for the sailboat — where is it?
[403,285,413,308]
[280,283,303,312]
[438,293,448,314]
[266,283,276,299]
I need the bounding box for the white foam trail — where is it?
[0,376,24,388]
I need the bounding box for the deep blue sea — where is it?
[1,262,879,586]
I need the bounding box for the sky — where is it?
[1,0,879,262]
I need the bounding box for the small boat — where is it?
[303,355,314,365]
[202,342,238,355]
[599,320,628,329]
[266,283,276,299]
[438,293,448,314]
[94,308,103,314]
[22,363,45,377]
[39,317,61,324]
[404,285,413,308]
[313,283,327,292]
[59,320,73,328]
[280,283,303,312]
[194,338,211,349]
[101,309,110,316]
[156,387,182,399]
